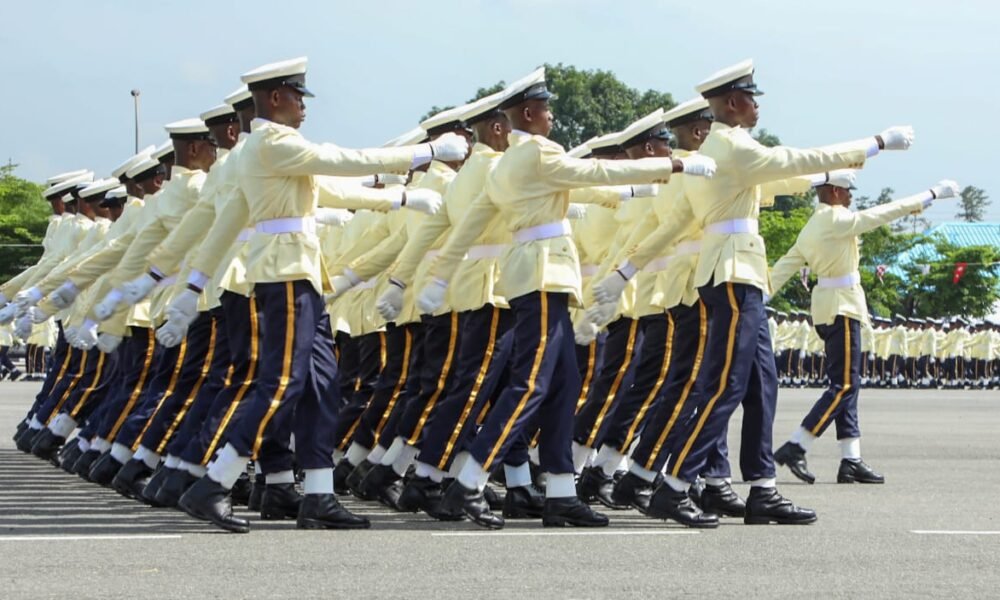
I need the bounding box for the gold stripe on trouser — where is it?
[375,327,412,438]
[574,341,598,413]
[619,312,674,453]
[671,286,738,478]
[69,351,107,419]
[438,306,500,469]
[645,302,707,471]
[251,282,296,458]
[50,343,72,383]
[46,350,89,424]
[407,312,460,444]
[811,316,852,435]
[484,293,549,470]
[132,338,189,451]
[202,297,258,465]
[585,318,639,447]
[108,332,156,441]
[156,318,217,454]
[338,332,388,452]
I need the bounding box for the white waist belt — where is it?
[817,272,861,289]
[580,264,599,278]
[466,244,507,260]
[512,219,571,243]
[236,228,253,242]
[674,239,703,256]
[704,218,758,235]
[255,217,316,235]
[643,256,672,273]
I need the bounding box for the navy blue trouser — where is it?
[370,322,425,449]
[27,323,69,418]
[666,282,777,483]
[95,328,157,442]
[469,292,579,475]
[224,281,339,470]
[62,348,119,425]
[573,317,642,447]
[352,323,414,450]
[574,334,606,413]
[110,337,184,449]
[801,316,861,440]
[416,305,514,470]
[333,331,386,452]
[34,347,86,424]
[335,332,360,410]
[0,347,15,372]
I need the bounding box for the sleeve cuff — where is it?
[411,145,433,169]
[617,260,638,280]
[186,270,210,289]
[865,138,881,158]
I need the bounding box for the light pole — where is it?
[130,89,141,153]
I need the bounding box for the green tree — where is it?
[0,163,49,282]
[761,206,813,311]
[752,128,781,148]
[956,185,990,222]
[902,238,1000,318]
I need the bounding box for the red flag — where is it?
[876,264,887,283]
[953,262,968,284]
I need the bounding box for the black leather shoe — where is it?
[542,497,610,527]
[73,449,102,480]
[112,459,153,499]
[15,427,39,453]
[612,472,655,514]
[333,460,353,495]
[774,442,816,484]
[397,476,464,520]
[346,459,376,500]
[698,482,746,518]
[502,484,545,519]
[179,477,250,533]
[88,453,123,486]
[260,483,303,520]
[576,466,628,509]
[296,493,370,530]
[247,474,265,511]
[12,419,28,443]
[837,459,885,484]
[441,480,504,529]
[59,441,84,474]
[359,464,401,508]
[647,484,719,528]
[483,484,504,511]
[744,486,817,525]
[231,473,252,506]
[154,468,197,508]
[139,466,171,507]
[30,429,65,462]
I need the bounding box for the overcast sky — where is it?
[2,0,998,223]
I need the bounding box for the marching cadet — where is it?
[0,322,20,381]
[885,314,908,387]
[415,66,715,529]
[771,175,958,484]
[171,56,467,533]
[594,59,914,527]
[873,317,892,386]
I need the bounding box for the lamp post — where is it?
[130,89,141,153]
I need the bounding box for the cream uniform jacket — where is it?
[0,213,72,297]
[3,213,94,297]
[770,194,927,326]
[430,131,675,306]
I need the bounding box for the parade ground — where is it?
[0,383,997,599]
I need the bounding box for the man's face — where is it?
[526,99,554,137]
[648,137,672,158]
[274,86,306,129]
[732,91,759,128]
[48,198,65,215]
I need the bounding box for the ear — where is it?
[522,105,532,123]
[643,141,655,156]
[270,89,281,107]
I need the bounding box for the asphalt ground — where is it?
[0,381,997,599]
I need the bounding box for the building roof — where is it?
[893,222,1000,271]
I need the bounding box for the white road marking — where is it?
[432,530,699,537]
[911,530,1000,536]
[0,534,182,542]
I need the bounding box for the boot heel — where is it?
[744,515,772,525]
[837,474,855,484]
[260,508,292,520]
[542,517,567,527]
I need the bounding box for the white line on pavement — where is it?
[0,534,183,542]
[911,530,1000,535]
[432,530,700,537]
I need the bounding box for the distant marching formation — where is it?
[0,56,968,533]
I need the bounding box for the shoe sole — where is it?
[178,500,251,533]
[260,509,298,520]
[542,518,610,527]
[744,515,818,525]
[837,476,885,484]
[647,510,720,529]
[296,519,371,530]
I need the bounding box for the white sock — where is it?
[572,441,594,473]
[664,474,691,493]
[110,442,134,464]
[206,443,248,490]
[527,446,540,465]
[133,446,161,470]
[181,461,206,478]
[504,462,532,488]
[595,446,624,477]
[544,473,575,498]
[629,462,657,484]
[303,468,333,495]
[345,442,370,467]
[705,477,731,487]
[391,443,418,477]
[76,438,91,453]
[332,448,344,463]
[367,444,387,465]
[414,460,446,483]
[790,426,817,452]
[457,456,488,491]
[91,437,111,453]
[382,436,406,466]
[28,415,44,430]
[49,413,77,438]
[448,451,470,479]
[253,461,263,476]
[749,477,777,488]
[265,470,295,485]
[164,455,181,469]
[839,437,862,461]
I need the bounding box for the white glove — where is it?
[28,306,49,324]
[376,174,408,186]
[585,302,617,329]
[629,184,659,198]
[14,286,43,308]
[165,289,200,329]
[50,281,80,310]
[930,179,960,200]
[14,315,32,340]
[593,272,629,305]
[315,207,352,226]
[680,155,717,178]
[0,292,7,306]
[64,326,79,346]
[122,274,158,305]
[826,169,857,189]
[416,279,447,315]
[0,302,19,325]
[428,132,470,162]
[155,320,187,348]
[402,188,443,215]
[879,126,914,151]
[574,319,599,345]
[328,275,356,300]
[94,289,124,321]
[76,320,100,350]
[376,282,405,321]
[97,333,123,353]
[566,203,587,219]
